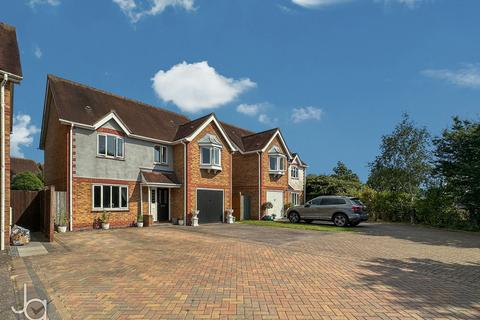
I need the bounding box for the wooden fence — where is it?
[11,186,58,242]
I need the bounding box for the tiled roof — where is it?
[0,23,22,77]
[11,157,40,176]
[48,75,190,142]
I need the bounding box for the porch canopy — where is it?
[140,170,181,188]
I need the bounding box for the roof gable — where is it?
[0,23,22,78]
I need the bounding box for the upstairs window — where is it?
[291,166,299,179]
[269,155,285,171]
[154,145,168,164]
[200,146,221,166]
[268,145,286,174]
[199,133,222,170]
[98,134,124,159]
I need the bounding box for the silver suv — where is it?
[287,196,368,227]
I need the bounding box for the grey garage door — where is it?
[197,189,224,223]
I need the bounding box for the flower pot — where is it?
[101,223,110,230]
[57,225,67,233]
[178,219,184,226]
[137,222,143,228]
[143,215,153,227]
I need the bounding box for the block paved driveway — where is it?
[8,223,480,319]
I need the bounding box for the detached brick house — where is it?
[0,23,22,250]
[40,75,301,230]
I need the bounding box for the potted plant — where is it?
[100,211,111,230]
[137,213,143,228]
[57,210,67,233]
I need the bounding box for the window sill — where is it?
[200,165,222,172]
[153,162,169,166]
[92,208,129,212]
[269,170,285,176]
[96,156,125,161]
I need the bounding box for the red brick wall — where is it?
[232,152,261,220]
[170,143,184,221]
[2,83,12,245]
[186,123,233,223]
[44,96,68,191]
[72,177,141,230]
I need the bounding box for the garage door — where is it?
[266,190,284,220]
[197,189,224,223]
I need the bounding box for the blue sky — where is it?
[2,0,480,181]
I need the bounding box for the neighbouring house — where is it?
[288,153,307,207]
[222,124,292,221]
[39,75,302,230]
[0,22,22,250]
[11,157,42,181]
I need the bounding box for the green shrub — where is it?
[11,171,44,191]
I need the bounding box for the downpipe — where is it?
[69,124,73,231]
[1,74,8,251]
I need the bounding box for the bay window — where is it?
[269,155,285,172]
[198,133,222,171]
[97,134,124,159]
[93,185,128,210]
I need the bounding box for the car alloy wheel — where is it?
[333,214,347,227]
[289,212,300,223]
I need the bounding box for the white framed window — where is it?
[200,146,222,167]
[154,145,168,164]
[92,185,128,210]
[97,134,124,159]
[292,193,300,206]
[269,155,285,172]
[291,166,299,179]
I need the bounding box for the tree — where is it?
[11,171,44,191]
[332,161,360,183]
[368,113,432,195]
[434,117,480,224]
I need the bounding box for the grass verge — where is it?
[238,220,353,232]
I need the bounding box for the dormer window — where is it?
[154,145,168,164]
[268,145,286,175]
[98,134,124,159]
[199,134,222,172]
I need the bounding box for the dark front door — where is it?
[197,189,223,223]
[242,194,250,220]
[157,188,169,221]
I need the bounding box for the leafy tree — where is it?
[11,171,44,191]
[332,161,360,183]
[368,113,432,196]
[434,117,480,224]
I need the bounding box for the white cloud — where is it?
[34,45,42,59]
[422,64,480,89]
[291,0,351,8]
[28,0,60,8]
[152,61,256,113]
[258,114,278,126]
[113,0,195,23]
[11,114,40,158]
[236,103,271,116]
[291,107,323,123]
[292,0,428,9]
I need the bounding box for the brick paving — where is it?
[7,223,480,319]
